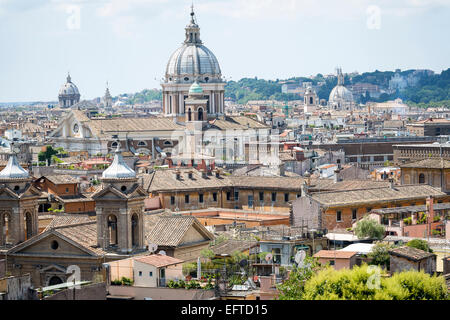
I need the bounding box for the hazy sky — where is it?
[0,0,449,102]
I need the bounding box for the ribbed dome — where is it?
[59,74,80,96]
[329,85,354,104]
[0,154,29,179]
[166,44,221,78]
[102,144,136,179]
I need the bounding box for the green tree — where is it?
[406,239,433,253]
[301,265,448,300]
[368,242,394,269]
[38,146,58,166]
[277,257,324,300]
[200,248,215,260]
[354,217,385,240]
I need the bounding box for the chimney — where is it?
[334,168,341,183]
[389,178,394,189]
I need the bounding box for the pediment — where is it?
[92,186,127,200]
[8,231,98,257]
[40,264,67,273]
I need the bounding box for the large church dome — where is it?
[166,45,221,79]
[165,8,222,83]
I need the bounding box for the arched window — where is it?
[132,214,139,247]
[419,173,425,184]
[310,97,314,105]
[111,141,118,148]
[107,215,118,246]
[137,141,146,147]
[188,108,192,121]
[198,108,204,121]
[25,212,33,240]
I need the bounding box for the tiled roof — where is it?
[310,184,446,207]
[44,214,93,232]
[309,179,390,192]
[134,254,184,267]
[144,169,304,193]
[43,174,79,185]
[211,240,258,256]
[389,246,435,261]
[400,158,450,169]
[145,213,214,247]
[55,222,106,256]
[313,250,358,259]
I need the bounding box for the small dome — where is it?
[189,81,203,94]
[0,154,29,179]
[329,85,353,104]
[59,74,80,96]
[102,143,136,179]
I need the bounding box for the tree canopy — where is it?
[354,217,385,240]
[287,265,448,300]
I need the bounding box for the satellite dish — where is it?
[295,250,306,266]
[265,253,273,262]
[158,250,166,256]
[148,242,158,253]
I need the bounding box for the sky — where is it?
[0,0,449,102]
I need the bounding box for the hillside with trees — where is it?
[116,68,450,107]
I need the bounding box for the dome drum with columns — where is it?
[162,6,226,120]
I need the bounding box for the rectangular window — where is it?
[213,192,217,202]
[139,271,142,277]
[337,211,342,222]
[259,192,264,201]
[149,272,153,277]
[329,260,335,266]
[284,193,289,202]
[199,194,204,203]
[226,192,231,201]
[185,195,190,204]
[170,196,175,205]
[272,192,277,202]
[248,195,254,208]
[66,188,69,193]
[352,209,357,220]
[234,190,239,201]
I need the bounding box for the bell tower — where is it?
[92,141,148,253]
[0,146,40,246]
